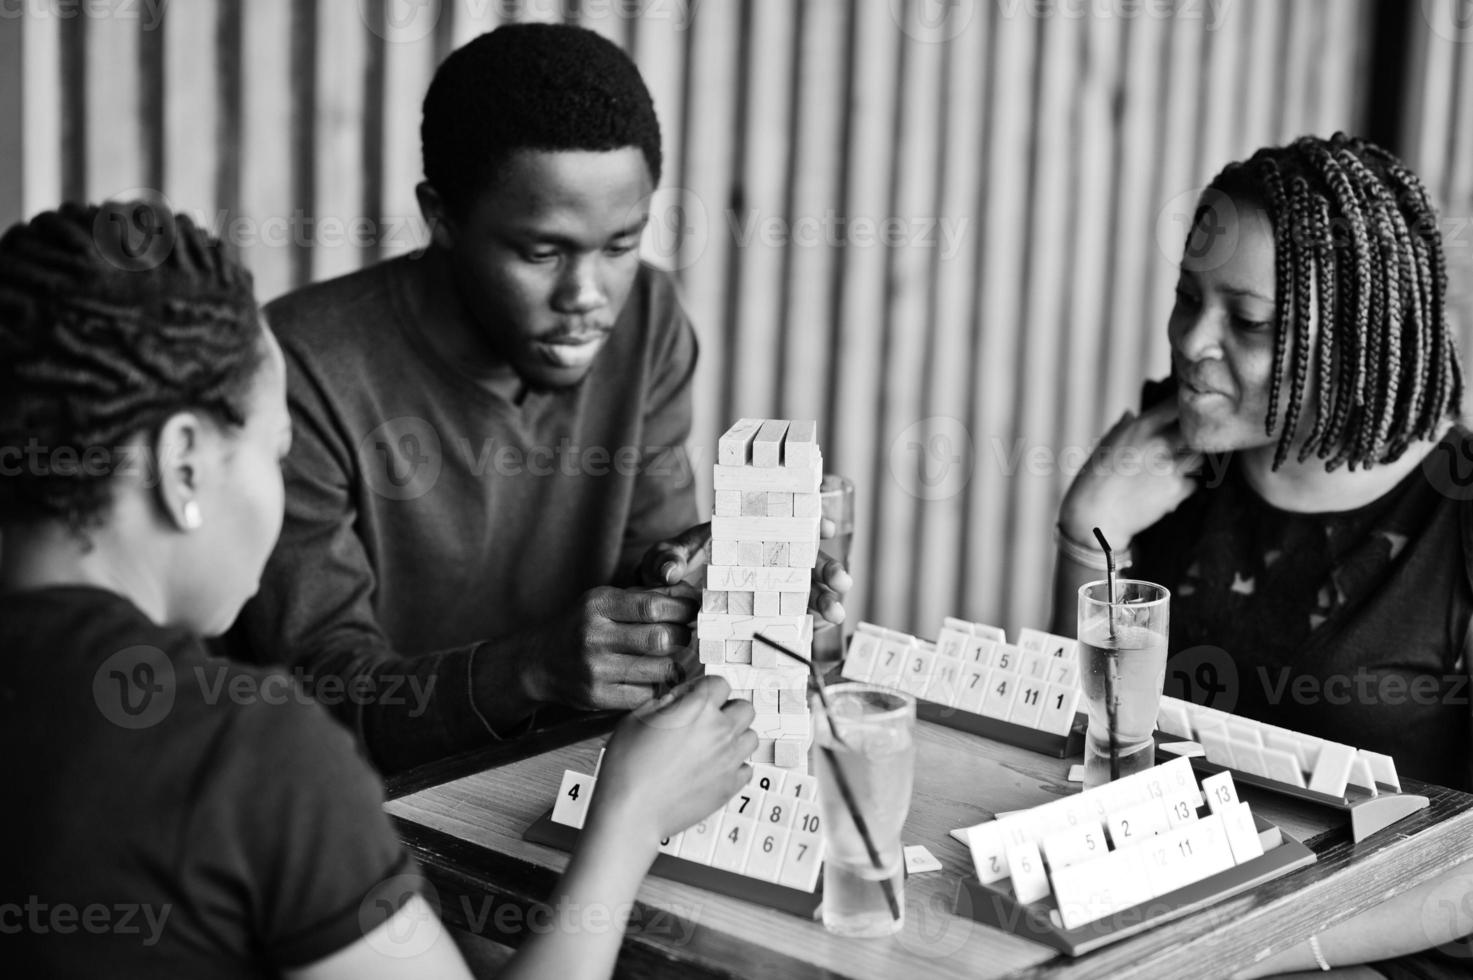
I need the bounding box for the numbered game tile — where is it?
[744,826,791,882]
[956,667,991,714]
[979,671,1021,720]
[1004,841,1052,905]
[677,813,725,864]
[551,771,596,829]
[922,660,962,706]
[711,816,758,872]
[1006,680,1048,728]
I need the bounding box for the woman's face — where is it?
[173,326,292,635]
[1168,200,1305,457]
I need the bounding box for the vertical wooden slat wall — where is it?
[11,0,1386,636]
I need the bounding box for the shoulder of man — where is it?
[262,258,403,357]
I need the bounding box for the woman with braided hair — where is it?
[1054,134,1473,975]
[0,201,757,979]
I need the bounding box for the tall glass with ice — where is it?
[1077,580,1170,789]
[812,683,915,937]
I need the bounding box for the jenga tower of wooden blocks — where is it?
[698,418,822,772]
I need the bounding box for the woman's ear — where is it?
[153,412,206,532]
[415,181,457,251]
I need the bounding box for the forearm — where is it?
[498,805,658,980]
[1233,861,1473,978]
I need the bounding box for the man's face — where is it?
[442,147,654,390]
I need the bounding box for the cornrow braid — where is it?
[1275,175,1317,470]
[0,200,264,531]
[1199,134,1462,472]
[1253,159,1297,458]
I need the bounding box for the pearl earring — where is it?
[182,500,202,530]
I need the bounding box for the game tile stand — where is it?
[1154,695,1429,842]
[952,757,1316,955]
[841,618,1086,757]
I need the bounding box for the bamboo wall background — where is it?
[4,0,1471,637]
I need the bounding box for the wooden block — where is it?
[779,591,807,616]
[1260,746,1306,787]
[677,811,724,863]
[1106,797,1171,849]
[705,664,810,690]
[751,738,776,764]
[711,515,822,544]
[698,613,811,641]
[699,638,725,664]
[550,770,596,829]
[922,659,962,707]
[744,825,790,882]
[752,639,779,669]
[763,541,790,567]
[784,419,819,467]
[766,491,793,517]
[1006,679,1047,728]
[1039,682,1079,736]
[753,686,781,712]
[741,490,769,516]
[1360,750,1400,791]
[956,666,991,713]
[718,418,762,466]
[752,419,790,467]
[713,463,822,493]
[1220,802,1264,864]
[1201,770,1240,814]
[898,644,938,697]
[710,815,757,872]
[753,590,780,616]
[1307,741,1356,797]
[714,489,742,517]
[1005,841,1051,904]
[979,670,1020,720]
[703,590,728,613]
[728,590,755,615]
[779,689,807,713]
[711,539,737,566]
[841,625,883,681]
[723,640,752,664]
[730,689,753,702]
[1040,822,1107,871]
[774,737,806,769]
[935,619,973,659]
[738,540,764,567]
[708,565,809,591]
[792,491,821,517]
[787,541,819,568]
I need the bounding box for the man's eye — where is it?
[607,239,639,256]
[523,249,559,262]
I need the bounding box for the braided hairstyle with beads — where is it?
[1194,133,1462,471]
[0,200,264,531]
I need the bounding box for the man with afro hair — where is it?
[230,23,849,774]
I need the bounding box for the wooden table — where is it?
[385,716,1473,979]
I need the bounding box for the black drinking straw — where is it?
[1092,527,1123,782]
[754,633,902,923]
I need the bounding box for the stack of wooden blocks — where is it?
[697,418,822,772]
